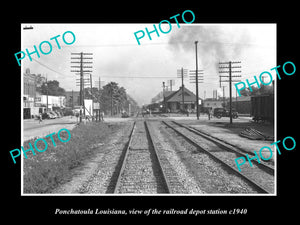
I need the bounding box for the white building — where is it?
[203,98,224,110]
[34,95,66,111]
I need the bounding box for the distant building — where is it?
[165,86,201,112]
[34,95,66,110]
[203,98,223,111]
[203,96,251,115]
[23,68,36,108]
[23,68,39,118]
[150,86,202,113]
[151,91,164,104]
[23,68,66,119]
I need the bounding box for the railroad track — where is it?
[172,121,275,174]
[162,121,274,194]
[112,120,171,194]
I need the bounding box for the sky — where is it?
[21,23,276,106]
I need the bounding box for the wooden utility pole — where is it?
[71,52,93,123]
[177,68,187,112]
[162,81,166,112]
[219,61,241,124]
[90,73,93,91]
[167,79,174,91]
[222,86,226,107]
[181,67,184,111]
[194,41,202,120]
[189,68,204,119]
[98,76,101,90]
[229,61,232,124]
[46,75,48,113]
[72,89,74,110]
[110,84,113,116]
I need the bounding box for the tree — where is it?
[239,85,273,96]
[84,87,99,101]
[83,81,139,116]
[39,80,66,96]
[100,82,129,115]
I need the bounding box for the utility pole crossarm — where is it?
[70,52,93,123]
[218,61,241,124]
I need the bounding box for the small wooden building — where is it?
[164,86,201,113]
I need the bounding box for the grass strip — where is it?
[23,122,119,193]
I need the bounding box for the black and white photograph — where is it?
[20,23,276,195]
[4,4,298,219]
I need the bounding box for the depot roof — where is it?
[165,86,200,103]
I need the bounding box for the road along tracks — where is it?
[162,121,274,194]
[112,120,171,194]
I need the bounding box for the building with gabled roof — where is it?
[165,86,202,112]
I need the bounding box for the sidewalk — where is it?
[23,116,78,142]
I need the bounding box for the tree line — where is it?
[38,79,139,115]
[84,81,139,115]
[239,85,274,96]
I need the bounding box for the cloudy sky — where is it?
[21,23,276,106]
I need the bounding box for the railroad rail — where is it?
[162,121,274,194]
[112,120,171,194]
[172,121,275,175]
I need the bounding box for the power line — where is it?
[30,58,68,77]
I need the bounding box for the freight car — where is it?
[251,94,274,123]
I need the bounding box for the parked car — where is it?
[53,111,62,118]
[213,108,238,119]
[121,111,129,118]
[63,108,74,116]
[48,111,57,119]
[41,112,55,119]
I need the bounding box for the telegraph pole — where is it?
[98,76,101,90]
[110,85,113,116]
[46,74,48,113]
[189,68,204,116]
[167,79,174,91]
[229,61,232,124]
[94,76,103,102]
[162,81,166,112]
[90,73,93,91]
[181,67,184,111]
[71,52,93,123]
[177,68,187,112]
[195,41,200,120]
[222,86,226,107]
[72,89,74,110]
[219,61,241,124]
[94,76,104,120]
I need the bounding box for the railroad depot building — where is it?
[150,86,202,113]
